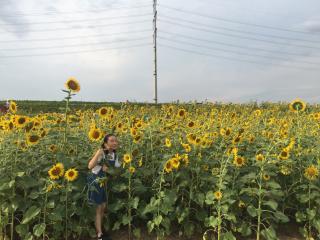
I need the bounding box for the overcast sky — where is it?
[0,0,319,103]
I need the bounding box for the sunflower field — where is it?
[0,78,319,240]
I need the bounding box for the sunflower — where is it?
[279,165,292,175]
[123,154,132,164]
[214,191,222,200]
[289,98,306,113]
[9,101,17,113]
[88,128,103,142]
[255,154,265,162]
[65,77,80,92]
[14,115,29,128]
[48,163,65,180]
[98,107,108,118]
[133,134,142,143]
[165,138,172,148]
[263,174,270,181]
[177,108,186,118]
[171,157,180,169]
[64,168,78,182]
[225,128,232,136]
[129,166,136,174]
[232,135,242,145]
[233,156,245,167]
[26,134,40,146]
[304,165,319,181]
[164,160,173,173]
[278,149,290,160]
[138,158,143,167]
[238,200,246,208]
[187,121,195,128]
[182,143,191,153]
[48,144,58,153]
[130,127,138,137]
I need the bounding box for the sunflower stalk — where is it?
[63,90,71,144]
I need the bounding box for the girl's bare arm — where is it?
[88,149,103,169]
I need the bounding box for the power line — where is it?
[158,36,319,66]
[0,3,153,17]
[0,29,152,43]
[0,36,150,51]
[0,13,153,26]
[0,42,152,58]
[160,15,320,44]
[160,30,320,58]
[159,4,319,35]
[158,43,318,71]
[0,19,150,33]
[158,19,320,50]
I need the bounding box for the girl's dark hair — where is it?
[101,133,116,149]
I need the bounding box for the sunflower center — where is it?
[29,135,39,143]
[67,80,78,90]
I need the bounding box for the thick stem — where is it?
[256,168,263,240]
[43,190,48,240]
[65,184,68,240]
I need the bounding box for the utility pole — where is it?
[153,0,158,104]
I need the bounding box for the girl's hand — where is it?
[102,164,108,172]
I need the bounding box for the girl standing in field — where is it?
[87,134,121,240]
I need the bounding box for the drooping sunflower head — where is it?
[65,168,78,182]
[171,157,180,169]
[304,165,319,181]
[289,98,306,113]
[88,128,103,142]
[164,160,173,173]
[65,77,80,92]
[9,101,17,113]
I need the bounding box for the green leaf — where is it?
[263,200,278,211]
[154,215,163,226]
[22,206,41,224]
[306,209,316,220]
[47,200,55,209]
[207,216,218,227]
[33,223,46,237]
[295,211,307,222]
[222,231,236,240]
[266,181,281,189]
[238,222,252,236]
[147,220,155,233]
[247,205,257,217]
[111,183,127,192]
[15,224,29,237]
[261,226,277,240]
[205,191,215,205]
[133,228,141,239]
[273,211,289,223]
